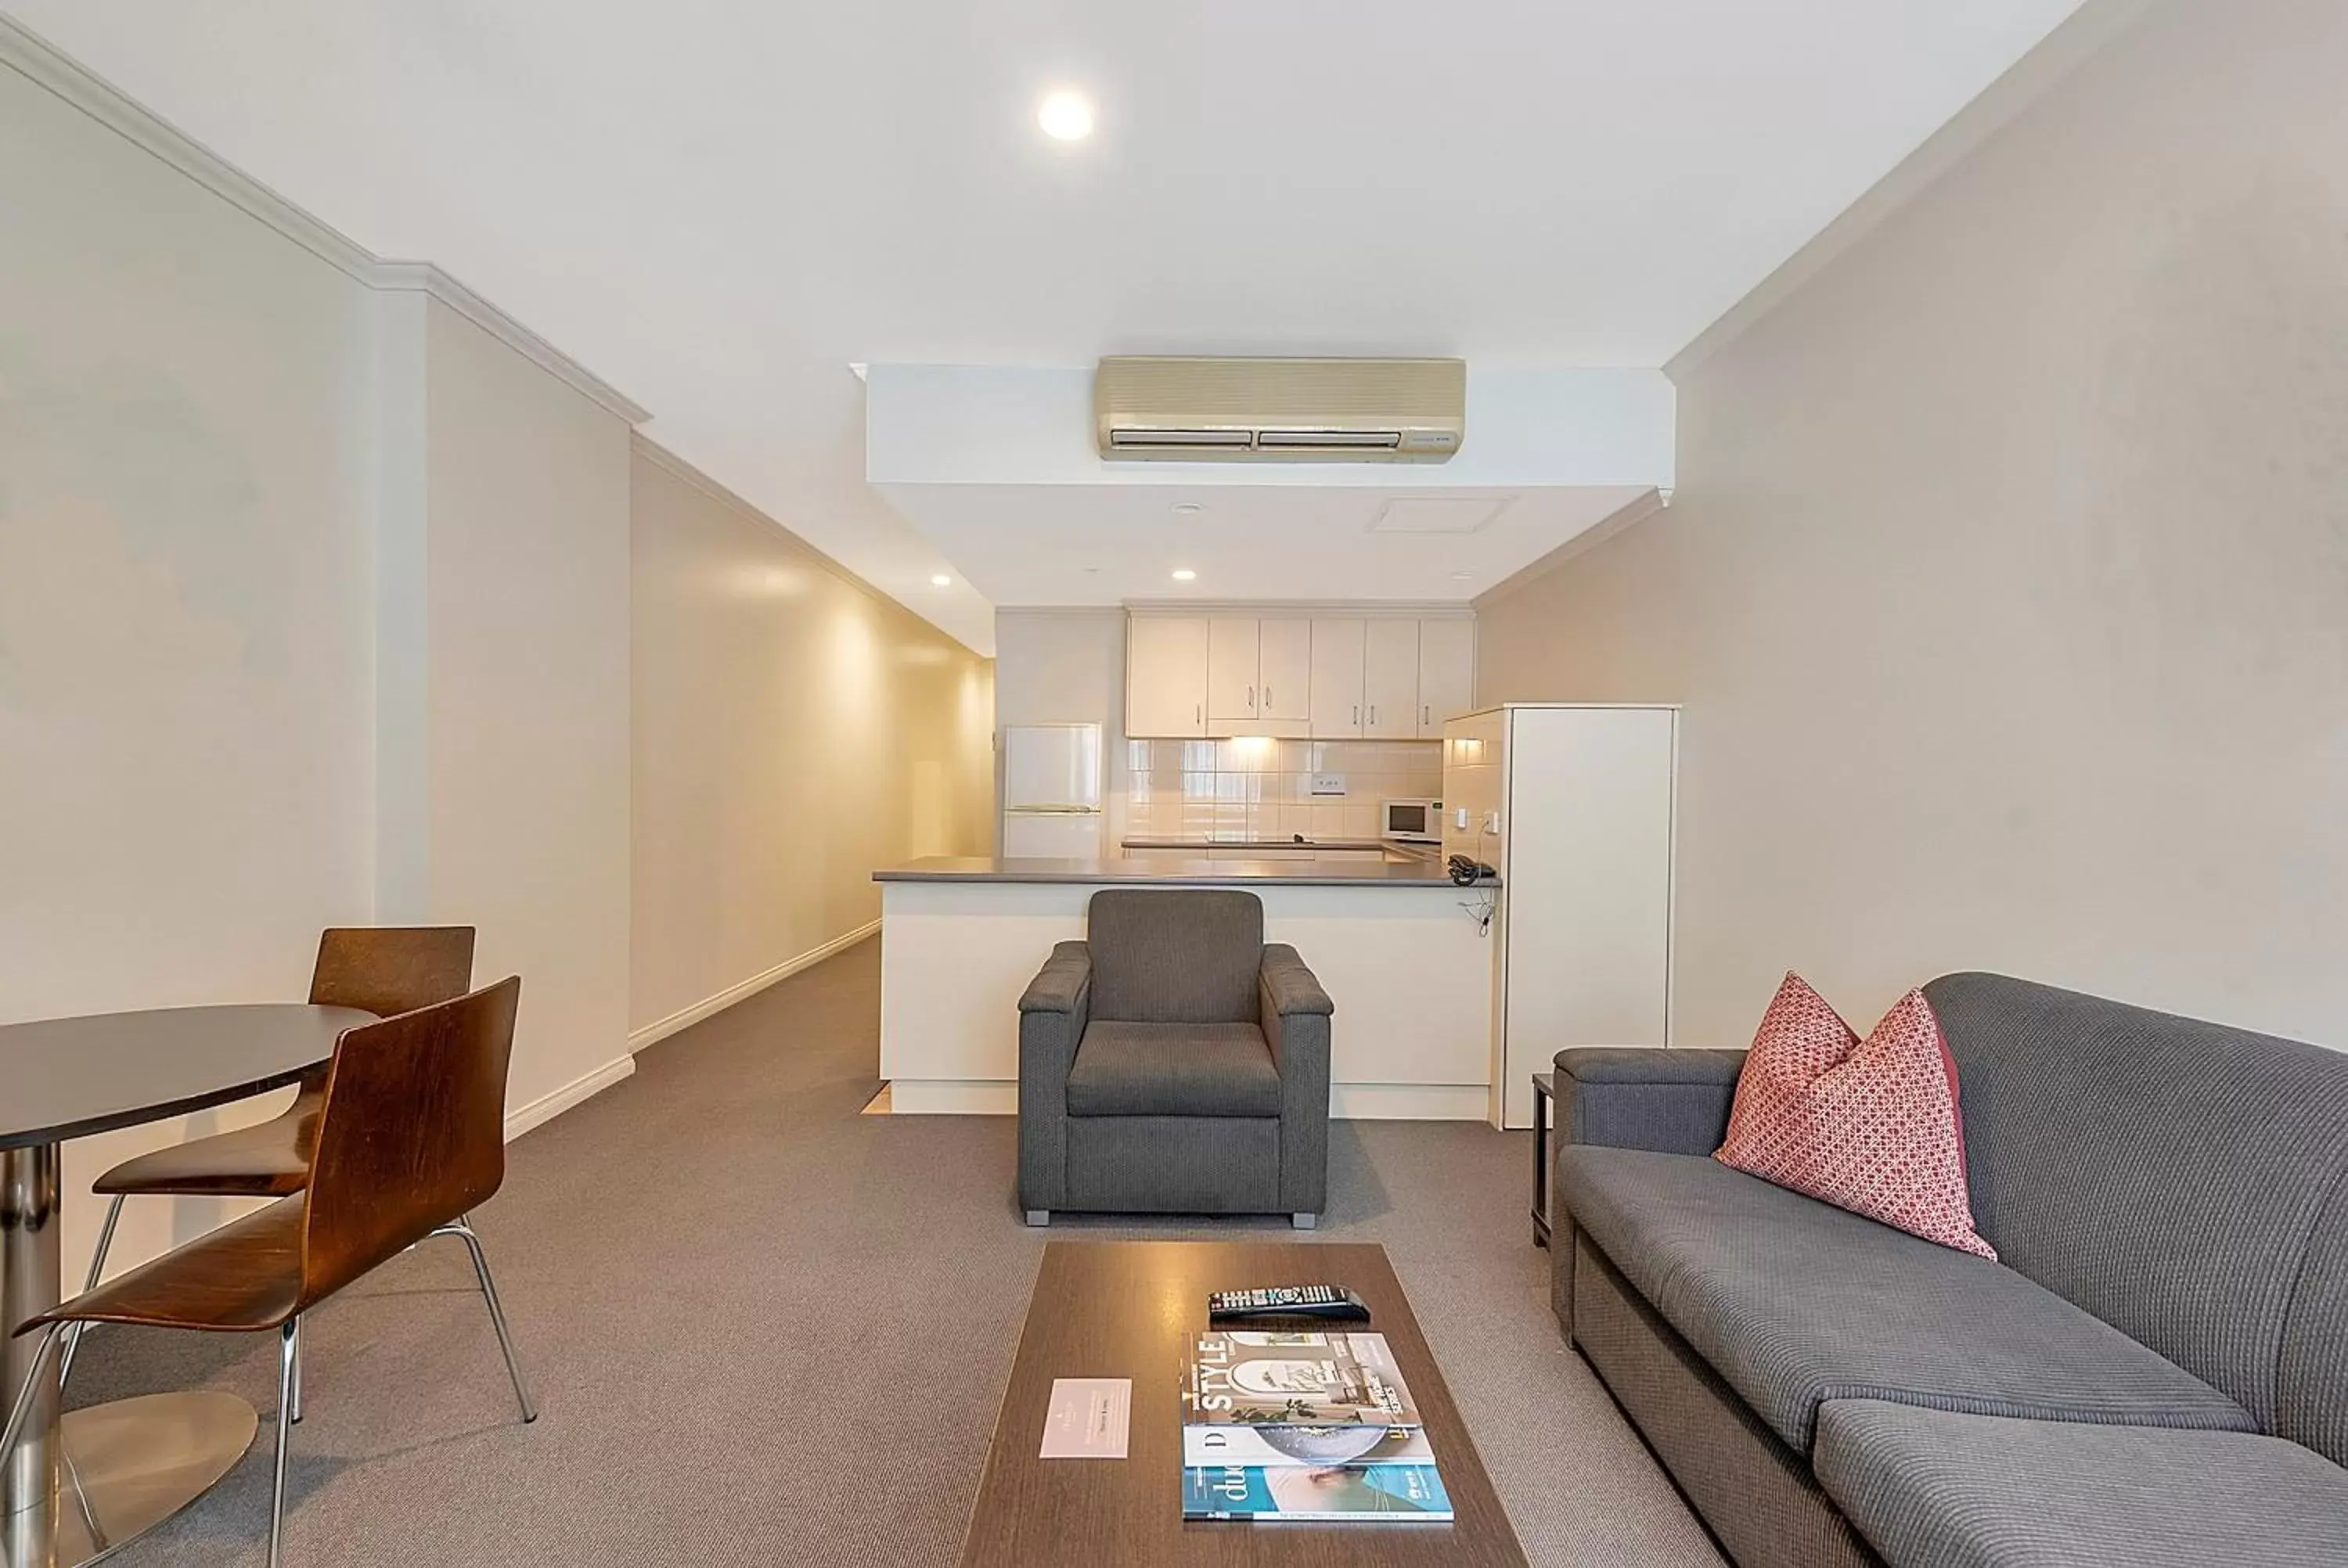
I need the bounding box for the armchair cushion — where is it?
[1086,889,1265,1023]
[1065,1022,1283,1118]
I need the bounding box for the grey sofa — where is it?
[1016,889,1333,1226]
[1553,972,2348,1568]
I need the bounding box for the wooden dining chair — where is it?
[5,976,534,1568]
[63,926,475,1397]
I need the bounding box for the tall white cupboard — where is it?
[1442,705,1677,1130]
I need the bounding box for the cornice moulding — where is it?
[0,14,650,426]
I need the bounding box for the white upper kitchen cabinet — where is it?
[1415,619,1476,735]
[1125,616,1209,737]
[1308,619,1366,739]
[1362,619,1420,739]
[1257,618,1313,723]
[1206,617,1261,725]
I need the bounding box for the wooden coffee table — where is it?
[960,1240,1528,1566]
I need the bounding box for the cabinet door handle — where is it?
[1248,685,1255,711]
[1194,703,1201,727]
[1352,705,1359,725]
[1423,704,1431,726]
[1263,685,1271,709]
[1369,705,1377,726]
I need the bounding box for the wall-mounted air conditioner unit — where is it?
[1094,356,1465,462]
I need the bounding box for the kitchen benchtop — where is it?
[1118,836,1399,852]
[874,855,1489,888]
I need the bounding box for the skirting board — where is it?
[887,1080,1490,1120]
[1328,1083,1491,1120]
[504,1056,636,1141]
[627,919,882,1053]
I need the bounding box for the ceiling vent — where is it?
[1095,356,1464,463]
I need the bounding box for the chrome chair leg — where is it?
[0,1323,64,1456]
[270,1318,297,1568]
[287,1316,303,1424]
[432,1217,537,1423]
[56,1194,125,1389]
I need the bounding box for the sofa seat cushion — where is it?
[1066,1022,1281,1117]
[1559,1144,2255,1451]
[1814,1398,2348,1568]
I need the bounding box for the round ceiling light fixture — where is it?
[1171,568,1197,582]
[930,574,953,587]
[1037,89,1095,142]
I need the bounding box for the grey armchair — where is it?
[1016,889,1334,1227]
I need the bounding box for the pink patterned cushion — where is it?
[1716,973,1997,1260]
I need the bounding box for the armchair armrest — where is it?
[1554,1046,1747,1157]
[1017,942,1092,1213]
[1259,944,1333,1018]
[1259,944,1331,1216]
[1019,940,1093,1015]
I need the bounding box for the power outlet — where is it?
[1309,773,1347,797]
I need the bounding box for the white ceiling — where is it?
[877,483,1658,607]
[5,0,2084,653]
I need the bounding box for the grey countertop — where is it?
[874,855,1488,888]
[1120,836,1396,851]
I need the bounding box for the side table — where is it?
[1531,1070,1554,1247]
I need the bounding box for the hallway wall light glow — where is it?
[1170,569,1197,581]
[1037,89,1095,142]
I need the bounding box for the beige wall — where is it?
[1478,0,2348,1049]
[629,443,992,1039]
[408,297,635,1115]
[1,52,378,1281]
[0,44,638,1285]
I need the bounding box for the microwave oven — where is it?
[1381,799,1442,843]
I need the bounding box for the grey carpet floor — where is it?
[68,938,1723,1566]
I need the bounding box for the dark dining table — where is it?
[1,1003,369,1567]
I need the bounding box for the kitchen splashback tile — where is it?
[1118,735,1440,845]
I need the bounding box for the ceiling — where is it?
[876,483,1658,607]
[5,0,2084,652]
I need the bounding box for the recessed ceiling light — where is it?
[1171,569,1197,581]
[1037,89,1094,142]
[930,574,953,587]
[1449,570,1475,581]
[1170,502,1203,516]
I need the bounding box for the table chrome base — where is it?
[41,1392,257,1566]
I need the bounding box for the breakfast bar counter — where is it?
[873,854,1471,887]
[873,856,1500,1122]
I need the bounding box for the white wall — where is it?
[407,298,634,1117]
[0,39,639,1283]
[0,49,378,1278]
[1476,0,2348,1050]
[629,444,993,1042]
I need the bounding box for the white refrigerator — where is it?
[1001,724,1104,859]
[1443,704,1679,1129]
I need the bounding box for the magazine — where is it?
[1183,1423,1435,1469]
[1183,1332,1422,1430]
[1180,1463,1453,1522]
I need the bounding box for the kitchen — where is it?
[873,604,1678,1129]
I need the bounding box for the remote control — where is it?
[1206,1284,1372,1325]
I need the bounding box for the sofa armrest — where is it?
[1554,1046,1746,1156]
[1017,942,1091,1212]
[1259,946,1332,1215]
[1259,944,1334,1018]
